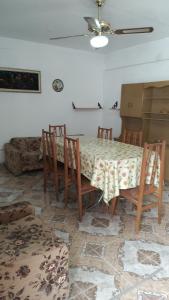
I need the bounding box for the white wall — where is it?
[103,37,169,138]
[0,37,104,162]
[1,35,169,162]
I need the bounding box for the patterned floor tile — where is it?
[137,249,161,266]
[69,267,119,299]
[0,187,23,206]
[54,229,69,244]
[70,281,97,300]
[138,290,168,300]
[5,177,38,190]
[48,214,66,224]
[34,206,43,216]
[0,176,11,185]
[140,224,153,233]
[79,212,122,236]
[165,223,169,234]
[119,240,169,279]
[32,179,54,191]
[91,217,109,227]
[82,242,105,258]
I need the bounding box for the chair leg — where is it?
[89,191,95,205]
[53,173,59,201]
[58,177,64,193]
[64,182,68,208]
[158,196,163,224]
[135,207,142,234]
[110,197,118,215]
[104,203,109,214]
[78,193,83,222]
[55,189,59,201]
[43,170,47,193]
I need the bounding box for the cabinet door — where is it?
[120,84,144,117]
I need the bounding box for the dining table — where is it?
[56,136,146,204]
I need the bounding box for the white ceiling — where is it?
[1,0,169,54]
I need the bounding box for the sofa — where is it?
[4,137,43,175]
[0,201,69,299]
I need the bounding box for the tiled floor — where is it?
[0,164,169,300]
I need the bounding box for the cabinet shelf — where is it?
[143,117,169,122]
[144,97,169,100]
[72,102,103,110]
[143,112,169,115]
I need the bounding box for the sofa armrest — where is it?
[0,201,34,224]
[4,143,23,175]
[5,143,21,153]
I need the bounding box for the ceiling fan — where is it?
[50,0,153,48]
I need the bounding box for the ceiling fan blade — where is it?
[114,27,154,35]
[50,34,87,40]
[84,17,101,30]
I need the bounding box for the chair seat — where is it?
[57,162,64,174]
[46,159,64,174]
[66,173,96,193]
[81,175,97,194]
[121,184,158,204]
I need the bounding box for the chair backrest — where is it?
[97,126,112,140]
[139,140,166,197]
[64,137,81,192]
[42,129,57,172]
[49,124,66,137]
[122,128,143,147]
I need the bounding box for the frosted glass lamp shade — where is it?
[90,35,109,48]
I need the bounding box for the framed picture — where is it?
[0,67,41,93]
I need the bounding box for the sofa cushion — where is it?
[10,137,28,151]
[25,137,41,151]
[0,215,69,299]
[0,201,34,224]
[10,137,41,152]
[22,150,41,164]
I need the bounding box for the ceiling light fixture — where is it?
[90,35,109,48]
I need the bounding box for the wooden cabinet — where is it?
[120,80,169,181]
[121,83,144,117]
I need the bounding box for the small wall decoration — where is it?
[52,79,64,92]
[0,67,41,93]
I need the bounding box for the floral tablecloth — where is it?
[57,137,143,203]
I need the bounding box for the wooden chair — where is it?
[64,137,98,221]
[49,124,66,137]
[97,126,112,140]
[122,128,143,146]
[118,140,166,233]
[42,129,64,197]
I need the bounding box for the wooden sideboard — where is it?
[120,80,169,180]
